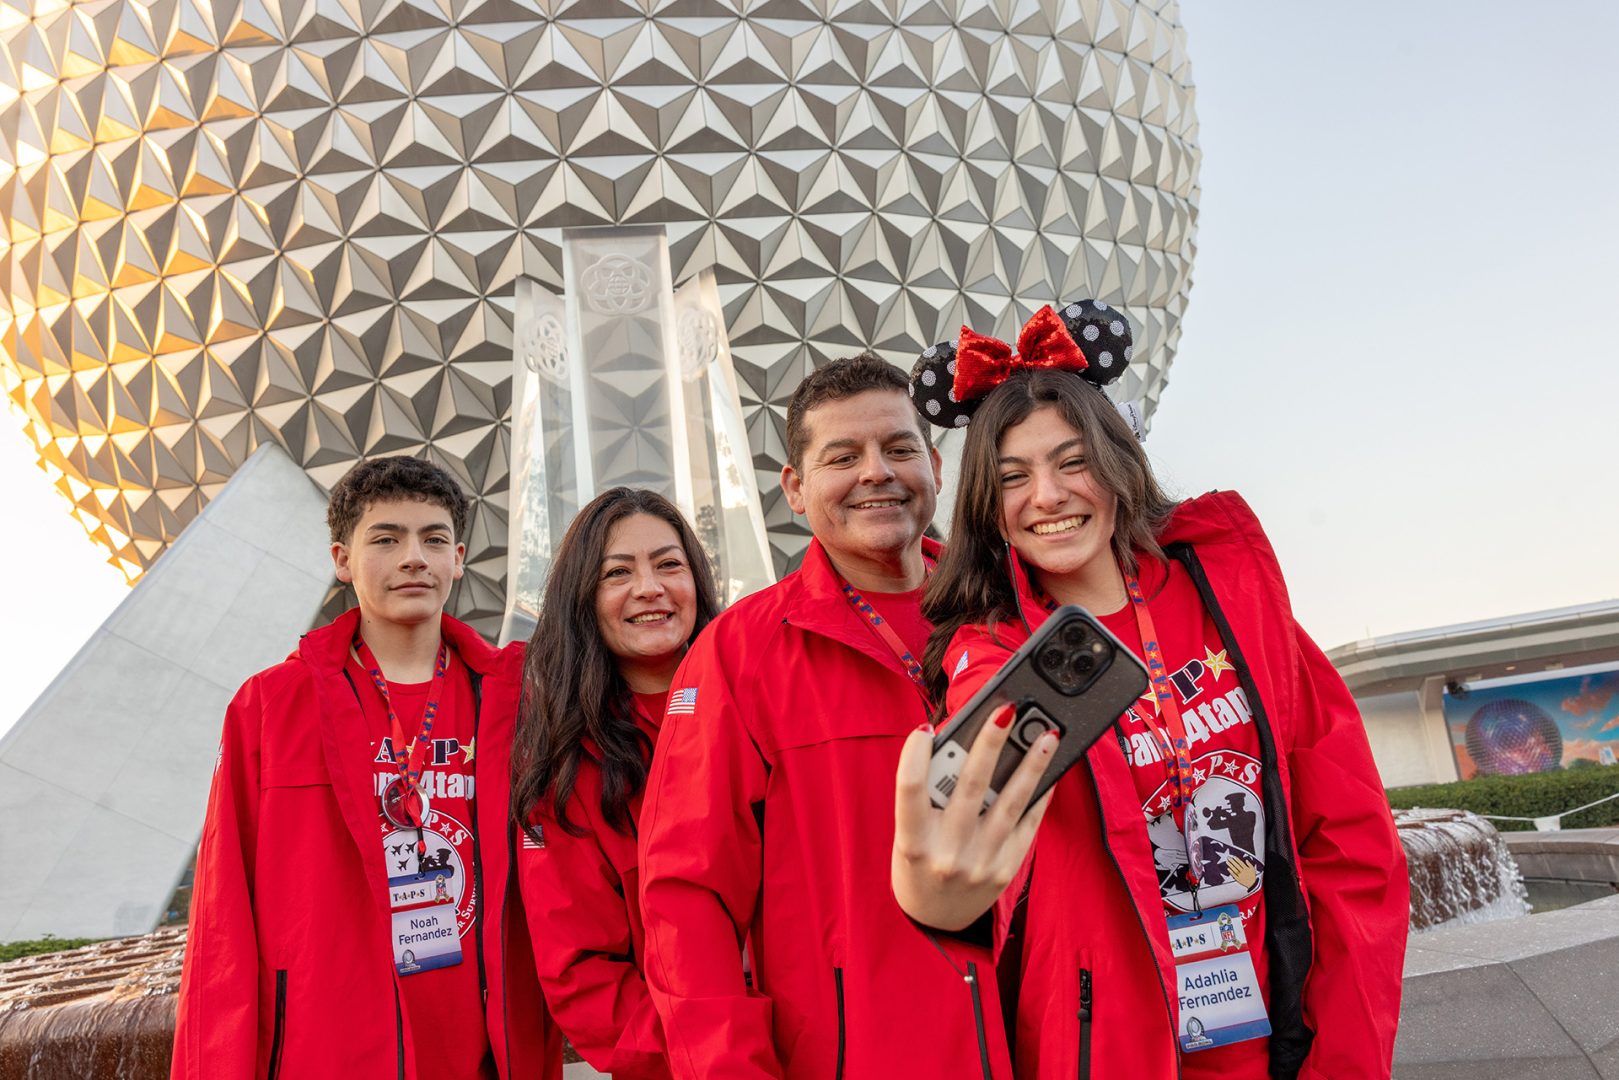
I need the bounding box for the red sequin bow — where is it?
[951,305,1089,404]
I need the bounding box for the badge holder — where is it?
[381,781,463,976]
[1166,904,1270,1052]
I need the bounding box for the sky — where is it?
[3,0,1618,737]
[1148,0,1619,648]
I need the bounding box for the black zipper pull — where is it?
[1078,967,1092,1020]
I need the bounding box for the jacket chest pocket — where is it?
[769,703,909,753]
[255,760,359,961]
[262,762,332,789]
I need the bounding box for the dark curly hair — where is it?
[327,456,472,544]
[785,352,932,470]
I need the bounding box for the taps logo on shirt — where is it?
[1144,754,1267,914]
[379,808,478,939]
[1124,645,1267,914]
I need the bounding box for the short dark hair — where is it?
[785,353,931,470]
[327,456,471,544]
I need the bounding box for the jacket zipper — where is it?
[468,673,490,1014]
[1084,756,1182,1080]
[502,819,517,1079]
[1077,967,1092,1080]
[833,966,846,1080]
[394,983,405,1079]
[967,961,993,1080]
[267,969,288,1080]
[1165,542,1316,1077]
[1009,549,1167,1078]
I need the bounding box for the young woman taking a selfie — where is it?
[892,302,1408,1080]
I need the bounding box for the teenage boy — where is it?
[172,456,559,1080]
[638,356,1015,1078]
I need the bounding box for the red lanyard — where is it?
[354,635,450,830]
[1123,575,1195,814]
[1033,572,1195,813]
[839,563,932,707]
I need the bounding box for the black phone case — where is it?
[927,605,1149,813]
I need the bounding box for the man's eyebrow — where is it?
[817,429,923,455]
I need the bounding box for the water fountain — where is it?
[0,929,183,1080]
[1395,807,1530,931]
[0,927,602,1078]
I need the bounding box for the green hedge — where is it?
[0,936,100,964]
[1388,762,1619,831]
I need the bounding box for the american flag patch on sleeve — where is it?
[522,824,545,849]
[667,687,699,715]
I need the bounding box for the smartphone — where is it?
[927,605,1149,813]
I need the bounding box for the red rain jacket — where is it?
[945,492,1407,1080]
[518,698,671,1079]
[171,609,561,1080]
[638,537,1014,1080]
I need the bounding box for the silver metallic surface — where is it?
[502,232,774,643]
[0,0,1200,633]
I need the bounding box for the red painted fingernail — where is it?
[916,722,934,734]
[993,704,1015,729]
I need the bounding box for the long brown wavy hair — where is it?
[512,488,721,838]
[921,370,1178,710]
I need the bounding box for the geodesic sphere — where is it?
[0,0,1200,632]
[1465,698,1563,776]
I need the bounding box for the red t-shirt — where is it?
[633,689,671,728]
[862,585,931,673]
[350,651,497,1080]
[1098,560,1271,1078]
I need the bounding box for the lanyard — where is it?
[838,562,933,707]
[1123,575,1196,816]
[1032,571,1195,814]
[354,635,450,833]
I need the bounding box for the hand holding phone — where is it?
[892,702,1058,932]
[891,606,1146,932]
[927,606,1148,814]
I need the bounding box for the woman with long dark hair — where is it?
[512,487,720,1079]
[891,303,1408,1079]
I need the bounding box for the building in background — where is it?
[1329,600,1619,788]
[0,0,1202,635]
[0,0,1200,937]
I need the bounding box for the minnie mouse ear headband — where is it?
[908,300,1144,440]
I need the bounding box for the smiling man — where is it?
[172,456,559,1080]
[637,356,1017,1079]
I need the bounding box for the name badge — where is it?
[386,843,462,976]
[1166,905,1269,1052]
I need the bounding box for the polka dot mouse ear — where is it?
[909,339,977,429]
[1055,299,1133,388]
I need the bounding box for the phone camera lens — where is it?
[1062,624,1088,649]
[1071,654,1096,676]
[1040,648,1066,675]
